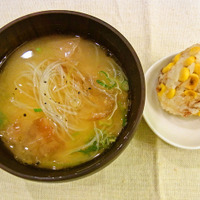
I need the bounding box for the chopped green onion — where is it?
[96,80,116,89]
[121,80,129,91]
[96,80,107,88]
[100,135,116,149]
[116,70,125,83]
[122,116,127,127]
[34,108,43,112]
[79,141,98,154]
[78,128,117,155]
[97,71,116,89]
[99,71,109,78]
[99,71,114,83]
[108,82,116,89]
[36,47,41,52]
[109,137,116,143]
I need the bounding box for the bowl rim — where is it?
[0,10,145,181]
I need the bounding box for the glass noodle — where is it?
[0,35,129,169]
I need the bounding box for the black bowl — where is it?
[0,10,145,181]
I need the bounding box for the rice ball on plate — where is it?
[157,44,200,117]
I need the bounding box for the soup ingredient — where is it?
[157,44,200,117]
[0,112,7,129]
[121,80,129,91]
[0,35,129,169]
[34,108,43,112]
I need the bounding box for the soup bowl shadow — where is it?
[0,10,145,182]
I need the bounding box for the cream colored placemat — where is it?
[1,1,200,199]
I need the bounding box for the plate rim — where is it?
[143,53,200,150]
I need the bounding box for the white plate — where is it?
[143,53,200,149]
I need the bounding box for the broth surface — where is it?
[0,35,129,169]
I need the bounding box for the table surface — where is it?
[1,0,200,200]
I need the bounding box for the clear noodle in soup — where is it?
[0,35,129,169]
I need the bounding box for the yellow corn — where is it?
[194,63,200,75]
[185,73,199,90]
[157,83,166,97]
[179,67,190,82]
[196,111,200,116]
[189,46,200,55]
[184,90,197,98]
[166,88,176,99]
[173,53,181,64]
[184,56,196,66]
[162,62,174,73]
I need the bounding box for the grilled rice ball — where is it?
[157,44,200,117]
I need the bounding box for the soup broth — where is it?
[0,35,129,169]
